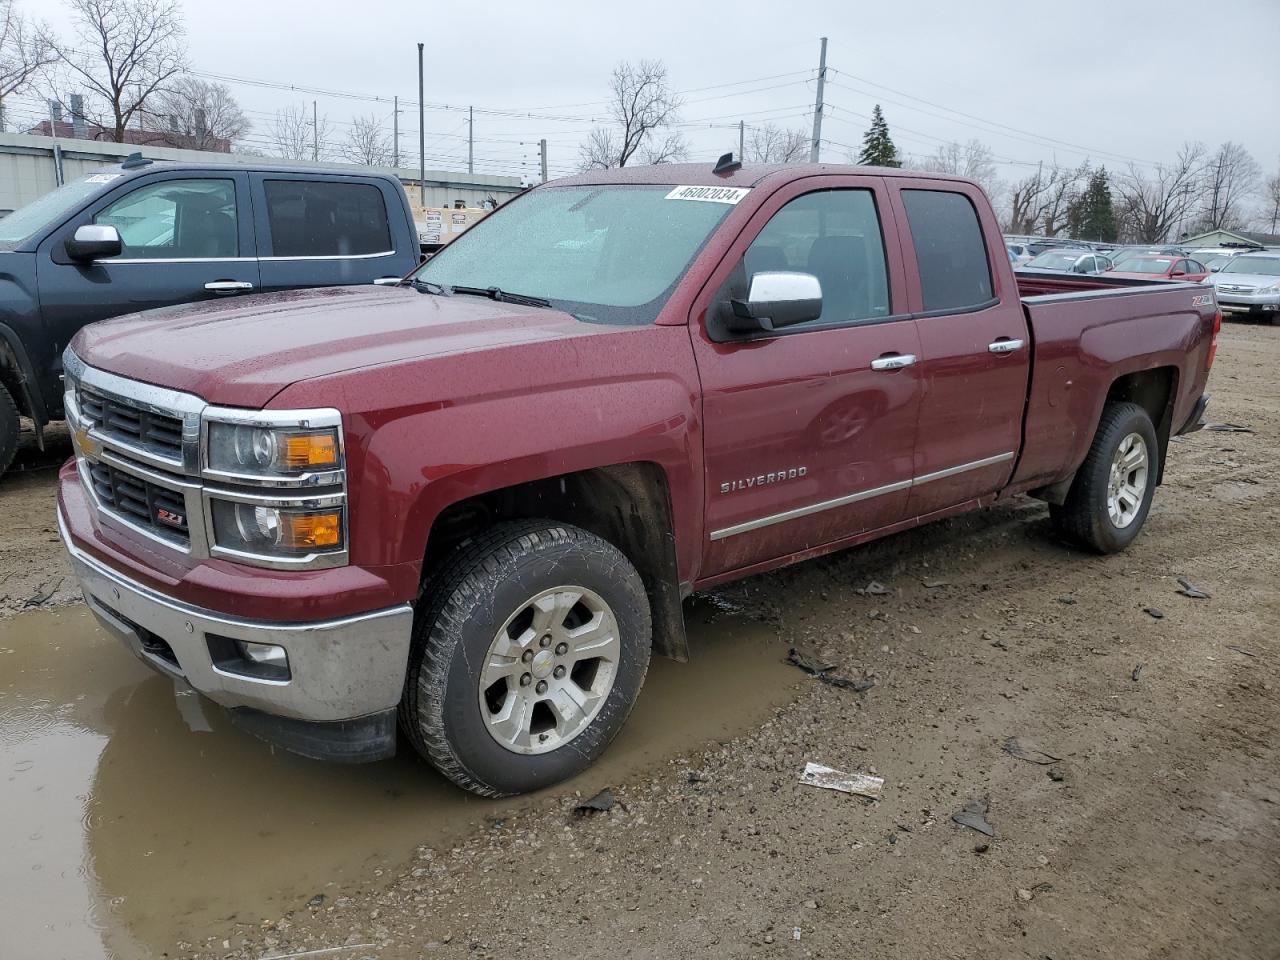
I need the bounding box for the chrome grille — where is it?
[77,385,185,458]
[88,459,191,545]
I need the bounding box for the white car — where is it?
[1020,249,1113,275]
[1208,252,1280,321]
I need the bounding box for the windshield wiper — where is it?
[405,277,449,296]
[450,285,552,308]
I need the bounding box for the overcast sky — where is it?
[17,0,1280,191]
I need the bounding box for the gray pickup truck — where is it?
[0,155,422,475]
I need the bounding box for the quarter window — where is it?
[741,189,891,327]
[94,179,237,259]
[263,180,391,257]
[901,190,994,311]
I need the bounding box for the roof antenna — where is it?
[121,151,152,169]
[713,152,742,176]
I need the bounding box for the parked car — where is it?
[1109,245,1189,267]
[1207,251,1280,320]
[1006,241,1033,265]
[1190,246,1256,262]
[1021,249,1114,274]
[0,155,423,475]
[1104,255,1209,282]
[1026,238,1088,256]
[1200,254,1235,273]
[57,162,1217,795]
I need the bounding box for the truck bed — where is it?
[1008,272,1218,497]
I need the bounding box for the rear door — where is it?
[252,174,413,291]
[888,181,1031,518]
[690,175,923,578]
[35,171,259,361]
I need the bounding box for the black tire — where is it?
[400,520,652,797]
[0,381,19,478]
[1050,401,1159,554]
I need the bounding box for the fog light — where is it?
[237,640,288,668]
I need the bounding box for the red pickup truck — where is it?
[57,161,1218,796]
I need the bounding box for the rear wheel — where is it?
[1050,401,1159,554]
[0,382,19,478]
[400,520,652,796]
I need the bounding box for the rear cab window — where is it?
[900,189,994,312]
[263,180,392,257]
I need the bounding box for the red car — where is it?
[1106,254,1209,282]
[58,162,1218,795]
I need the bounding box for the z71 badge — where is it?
[1191,294,1213,307]
[720,467,807,494]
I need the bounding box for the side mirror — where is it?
[66,224,122,262]
[1210,265,1221,272]
[727,271,823,334]
[1171,269,1186,278]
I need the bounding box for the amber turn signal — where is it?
[283,432,339,469]
[278,511,342,549]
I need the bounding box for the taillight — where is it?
[1206,309,1222,371]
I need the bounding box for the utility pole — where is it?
[468,106,474,175]
[540,139,548,183]
[809,36,827,163]
[312,100,318,161]
[417,42,426,206]
[393,95,400,168]
[739,120,745,162]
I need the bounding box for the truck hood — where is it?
[72,286,617,408]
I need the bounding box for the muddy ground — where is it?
[1,325,1277,960]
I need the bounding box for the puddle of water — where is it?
[0,597,795,959]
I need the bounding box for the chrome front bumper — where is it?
[59,510,413,725]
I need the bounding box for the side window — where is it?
[263,180,392,257]
[901,189,994,311]
[95,179,237,259]
[742,189,890,326]
[1187,259,1204,274]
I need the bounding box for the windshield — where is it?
[0,173,121,248]
[1221,256,1280,277]
[1026,251,1080,270]
[413,184,739,324]
[1113,257,1175,274]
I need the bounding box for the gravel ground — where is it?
[3,325,1277,960]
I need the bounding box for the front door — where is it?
[36,172,259,367]
[690,177,923,579]
[888,182,1030,517]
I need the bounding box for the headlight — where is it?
[1257,283,1280,295]
[209,498,345,561]
[206,421,341,479]
[202,407,348,569]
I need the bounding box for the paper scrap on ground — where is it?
[799,762,884,799]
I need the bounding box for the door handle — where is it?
[870,354,918,371]
[988,338,1025,354]
[204,280,254,294]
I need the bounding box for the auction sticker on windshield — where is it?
[665,185,751,204]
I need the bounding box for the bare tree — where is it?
[46,0,186,143]
[149,76,247,150]
[1005,162,1087,236]
[908,139,998,195]
[744,123,807,164]
[1196,141,1260,232]
[578,59,682,170]
[639,129,688,165]
[269,103,329,161]
[1113,142,1206,242]
[1262,168,1280,235]
[0,0,55,131]
[340,113,393,167]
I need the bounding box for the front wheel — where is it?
[1050,401,1159,554]
[0,381,19,478]
[400,520,652,796]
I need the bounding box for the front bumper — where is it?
[1216,292,1279,315]
[59,506,414,760]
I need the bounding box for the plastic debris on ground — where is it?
[799,762,884,799]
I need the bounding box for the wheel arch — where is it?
[0,322,47,445]
[421,461,689,662]
[1104,365,1178,485]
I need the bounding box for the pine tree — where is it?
[1066,168,1118,242]
[857,105,900,168]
